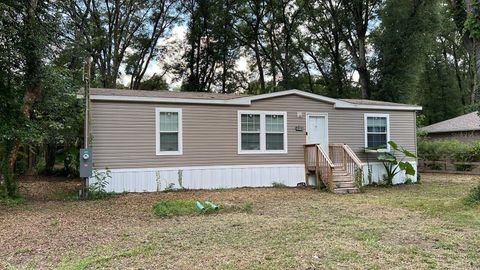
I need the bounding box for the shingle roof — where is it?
[90,88,418,105]
[90,88,247,100]
[422,111,480,133]
[340,98,415,107]
[84,88,421,110]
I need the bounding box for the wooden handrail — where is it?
[304,144,334,190]
[317,145,335,168]
[342,144,363,168]
[329,143,364,189]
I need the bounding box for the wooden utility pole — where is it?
[81,55,93,198]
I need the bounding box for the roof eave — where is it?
[82,94,252,105]
[335,103,422,111]
[78,89,422,111]
[424,129,480,134]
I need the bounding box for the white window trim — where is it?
[238,110,288,154]
[364,113,390,152]
[156,108,183,156]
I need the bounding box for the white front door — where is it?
[306,114,328,151]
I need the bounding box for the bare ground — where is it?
[1,173,479,269]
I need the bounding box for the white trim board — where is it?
[100,163,304,172]
[80,89,422,111]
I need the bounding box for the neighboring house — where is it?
[421,111,480,143]
[86,88,421,193]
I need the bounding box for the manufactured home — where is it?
[86,88,421,193]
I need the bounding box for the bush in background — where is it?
[418,139,479,162]
[464,183,480,207]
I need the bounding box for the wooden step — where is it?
[333,187,360,194]
[333,177,353,183]
[333,175,352,180]
[334,181,356,188]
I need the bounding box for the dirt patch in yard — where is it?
[0,174,479,269]
[17,175,82,201]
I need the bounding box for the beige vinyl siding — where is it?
[91,94,416,169]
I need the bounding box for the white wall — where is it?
[89,164,305,193]
[89,162,418,192]
[362,161,418,185]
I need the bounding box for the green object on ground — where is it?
[205,201,219,210]
[195,201,205,210]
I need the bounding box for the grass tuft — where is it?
[0,195,25,206]
[152,199,254,217]
[241,201,254,213]
[153,199,199,217]
[272,182,288,188]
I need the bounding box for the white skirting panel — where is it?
[361,161,418,185]
[89,164,306,193]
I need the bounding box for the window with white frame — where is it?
[239,111,287,153]
[156,108,182,155]
[364,113,390,150]
[265,114,285,150]
[241,114,261,150]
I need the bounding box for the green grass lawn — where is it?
[0,173,479,269]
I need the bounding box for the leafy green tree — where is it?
[60,0,179,89]
[0,0,60,197]
[35,67,82,175]
[419,51,463,124]
[139,74,169,90]
[179,0,243,93]
[232,0,268,93]
[302,0,351,98]
[372,0,441,103]
[0,1,82,197]
[451,0,480,105]
[341,0,381,99]
[418,5,465,124]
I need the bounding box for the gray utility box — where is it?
[80,148,93,178]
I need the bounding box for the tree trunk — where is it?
[25,145,37,176]
[451,41,467,107]
[473,41,480,104]
[358,65,370,99]
[8,87,39,172]
[222,47,227,93]
[357,38,370,98]
[460,0,480,104]
[45,143,56,175]
[300,56,313,92]
[253,41,265,93]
